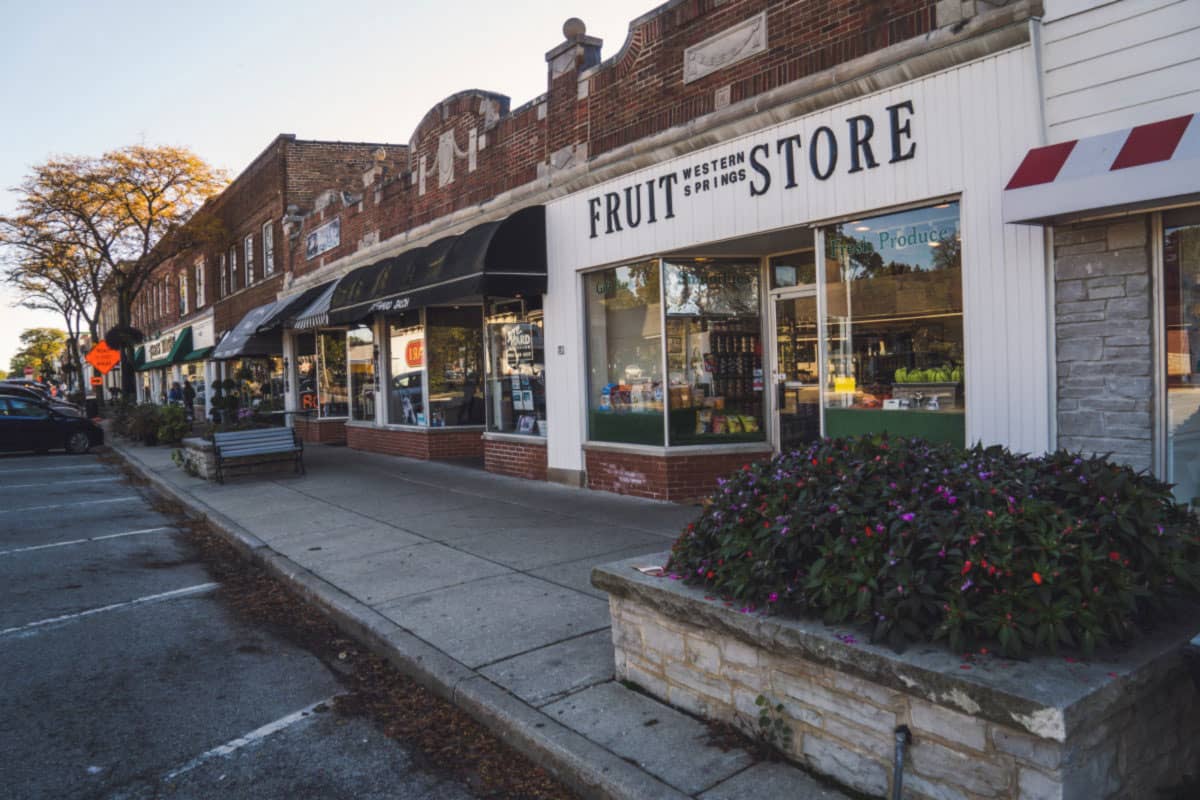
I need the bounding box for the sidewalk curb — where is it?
[110,442,688,800]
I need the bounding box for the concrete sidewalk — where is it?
[112,440,848,800]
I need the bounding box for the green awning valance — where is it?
[182,346,214,362]
[138,327,192,371]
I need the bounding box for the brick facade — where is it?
[294,416,347,445]
[1053,217,1154,471]
[483,437,548,481]
[584,445,773,502]
[345,424,484,460]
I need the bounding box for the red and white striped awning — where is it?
[1003,113,1200,224]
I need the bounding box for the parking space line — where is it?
[0,496,141,514]
[0,464,102,474]
[162,696,341,781]
[0,582,219,639]
[0,526,174,557]
[0,477,123,490]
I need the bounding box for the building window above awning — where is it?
[1003,113,1200,225]
[327,205,547,325]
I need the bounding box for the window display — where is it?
[1163,206,1200,506]
[821,202,965,446]
[387,311,424,425]
[663,260,765,445]
[349,325,375,421]
[426,307,484,427]
[585,262,664,445]
[317,330,348,417]
[485,298,546,435]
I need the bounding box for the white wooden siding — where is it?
[1042,0,1200,142]
[544,46,1051,474]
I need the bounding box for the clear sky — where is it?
[0,0,657,372]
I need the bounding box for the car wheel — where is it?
[66,431,92,454]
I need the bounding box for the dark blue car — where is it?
[0,395,104,454]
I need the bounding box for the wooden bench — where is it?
[212,427,304,484]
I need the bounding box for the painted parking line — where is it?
[162,696,342,782]
[0,464,105,474]
[0,582,219,639]
[0,476,123,490]
[0,496,141,514]
[0,526,174,557]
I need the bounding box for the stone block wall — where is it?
[596,560,1200,800]
[1054,216,1155,471]
[584,445,772,501]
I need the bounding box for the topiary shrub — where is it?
[156,405,190,445]
[667,436,1200,658]
[126,403,161,445]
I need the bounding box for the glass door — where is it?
[773,292,821,452]
[1164,206,1200,505]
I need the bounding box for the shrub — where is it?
[156,405,190,445]
[126,403,161,445]
[109,399,134,437]
[667,436,1200,658]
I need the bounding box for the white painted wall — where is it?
[544,46,1051,474]
[1041,0,1200,142]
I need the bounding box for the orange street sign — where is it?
[86,342,122,374]
[90,375,103,387]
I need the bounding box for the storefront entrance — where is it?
[771,290,821,453]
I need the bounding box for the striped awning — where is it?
[1004,113,1200,224]
[293,280,339,330]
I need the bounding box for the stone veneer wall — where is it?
[1054,217,1154,471]
[597,559,1200,800]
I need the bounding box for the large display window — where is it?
[426,307,484,427]
[296,331,349,418]
[349,324,375,422]
[387,311,425,425]
[821,201,965,446]
[485,298,546,436]
[1163,206,1200,506]
[664,260,765,445]
[585,262,665,445]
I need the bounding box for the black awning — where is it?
[256,282,334,333]
[212,301,283,360]
[327,205,547,323]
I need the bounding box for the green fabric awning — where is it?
[133,347,146,369]
[182,346,214,363]
[138,327,192,371]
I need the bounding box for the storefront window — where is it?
[664,260,765,444]
[349,325,375,421]
[426,307,484,427]
[585,262,664,445]
[317,330,348,417]
[821,202,965,446]
[1163,206,1200,506]
[183,362,206,408]
[231,357,285,414]
[296,334,319,414]
[485,298,546,435]
[388,311,425,425]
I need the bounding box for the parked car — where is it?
[0,395,104,454]
[0,383,84,417]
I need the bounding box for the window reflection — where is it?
[349,325,375,421]
[388,311,424,425]
[486,298,546,435]
[426,307,484,427]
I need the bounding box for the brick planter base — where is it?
[584,444,773,502]
[293,416,347,444]
[346,423,483,460]
[483,435,548,480]
[593,554,1200,800]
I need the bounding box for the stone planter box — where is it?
[593,553,1200,800]
[176,436,301,482]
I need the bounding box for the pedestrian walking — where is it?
[168,382,183,405]
[182,379,196,421]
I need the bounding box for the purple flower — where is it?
[768,592,779,603]
[875,524,885,533]
[779,526,790,536]
[961,579,973,592]
[850,537,858,545]
[901,512,915,522]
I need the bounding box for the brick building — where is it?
[129,136,405,411]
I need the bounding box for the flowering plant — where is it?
[667,436,1200,657]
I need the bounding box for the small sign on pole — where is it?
[24,366,33,376]
[90,375,103,387]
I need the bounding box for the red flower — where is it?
[1032,572,1043,585]
[961,561,973,575]
[1108,551,1121,563]
[706,571,715,580]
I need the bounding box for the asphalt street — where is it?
[0,451,479,800]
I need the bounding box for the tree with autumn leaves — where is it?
[1,145,226,398]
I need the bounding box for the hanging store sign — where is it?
[584,101,917,240]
